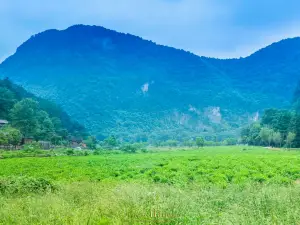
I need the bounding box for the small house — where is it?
[39,141,52,150]
[68,136,85,149]
[21,137,34,145]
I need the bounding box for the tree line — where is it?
[240,109,297,148]
[241,81,300,148]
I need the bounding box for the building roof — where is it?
[0,120,8,124]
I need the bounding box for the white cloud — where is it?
[1,0,300,60]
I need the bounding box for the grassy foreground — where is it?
[1,146,300,224]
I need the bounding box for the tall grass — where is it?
[0,182,300,224]
[1,147,300,224]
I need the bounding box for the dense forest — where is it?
[241,82,300,148]
[0,78,87,146]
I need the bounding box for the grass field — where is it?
[1,146,300,224]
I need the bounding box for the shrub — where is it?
[66,149,75,156]
[141,148,148,153]
[23,142,41,152]
[121,144,138,153]
[93,150,101,155]
[0,177,56,195]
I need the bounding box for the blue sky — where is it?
[1,0,300,62]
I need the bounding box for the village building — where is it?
[21,137,34,145]
[68,136,86,149]
[39,141,52,150]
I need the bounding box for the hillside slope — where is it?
[0,78,86,141]
[1,25,299,141]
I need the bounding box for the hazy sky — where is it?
[1,0,300,62]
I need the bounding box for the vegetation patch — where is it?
[0,177,57,195]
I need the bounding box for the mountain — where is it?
[1,25,300,142]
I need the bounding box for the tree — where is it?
[121,143,138,153]
[259,127,273,146]
[6,127,22,146]
[0,131,8,145]
[35,110,55,141]
[272,132,282,147]
[85,136,97,149]
[293,81,300,112]
[286,132,296,149]
[0,126,21,146]
[225,138,237,146]
[196,137,204,148]
[292,114,300,147]
[0,87,16,118]
[165,140,178,147]
[104,136,118,148]
[184,140,195,147]
[241,123,262,145]
[9,98,39,137]
[261,109,278,125]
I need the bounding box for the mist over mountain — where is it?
[1,25,299,142]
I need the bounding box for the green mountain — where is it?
[1,25,299,142]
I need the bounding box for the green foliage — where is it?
[293,80,300,112]
[0,86,16,118]
[0,177,56,195]
[223,138,238,146]
[0,146,299,185]
[1,182,300,224]
[103,136,118,149]
[196,137,204,148]
[4,26,300,143]
[0,126,22,146]
[0,131,8,145]
[23,142,42,153]
[272,132,282,147]
[35,110,55,141]
[120,144,138,153]
[287,132,296,148]
[183,140,195,147]
[10,98,39,137]
[0,146,300,223]
[0,79,86,144]
[66,149,75,156]
[259,127,274,146]
[204,141,216,146]
[165,140,179,147]
[243,105,300,148]
[84,136,97,149]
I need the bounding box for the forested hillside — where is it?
[241,82,300,148]
[0,78,86,145]
[1,25,300,142]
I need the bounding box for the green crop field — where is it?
[1,146,300,224]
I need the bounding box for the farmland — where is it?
[1,146,300,224]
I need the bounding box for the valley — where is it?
[1,24,300,225]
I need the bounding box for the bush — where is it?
[121,144,138,153]
[0,177,56,195]
[23,142,41,152]
[141,148,149,153]
[66,149,75,156]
